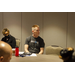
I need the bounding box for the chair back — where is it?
[16,38,20,47]
[46,45,63,55]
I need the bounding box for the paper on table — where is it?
[30,53,37,56]
[19,52,24,54]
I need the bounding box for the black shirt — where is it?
[25,36,45,53]
[1,35,16,48]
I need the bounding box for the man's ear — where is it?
[32,30,34,33]
[0,56,4,62]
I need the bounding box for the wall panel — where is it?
[43,12,67,49]
[0,12,2,40]
[67,12,75,49]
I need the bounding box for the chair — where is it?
[16,38,20,47]
[45,45,63,55]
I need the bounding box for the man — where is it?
[24,25,45,54]
[59,47,75,62]
[1,28,16,48]
[0,41,12,62]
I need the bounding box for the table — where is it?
[10,54,63,62]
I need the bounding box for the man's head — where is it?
[59,47,74,61]
[32,25,40,38]
[0,41,12,62]
[2,28,10,36]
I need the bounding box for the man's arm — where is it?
[39,47,44,54]
[24,44,29,53]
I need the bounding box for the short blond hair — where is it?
[32,25,39,31]
[2,28,10,35]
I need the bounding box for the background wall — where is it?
[0,12,2,40]
[0,12,75,53]
[43,12,67,48]
[67,12,75,48]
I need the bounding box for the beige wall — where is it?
[43,12,67,48]
[0,12,75,52]
[67,12,75,48]
[0,12,2,40]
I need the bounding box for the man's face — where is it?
[32,27,40,37]
[4,31,9,36]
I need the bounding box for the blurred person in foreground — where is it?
[0,41,12,62]
[1,28,16,48]
[59,47,75,62]
[24,25,45,54]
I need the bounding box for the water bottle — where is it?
[15,46,19,56]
